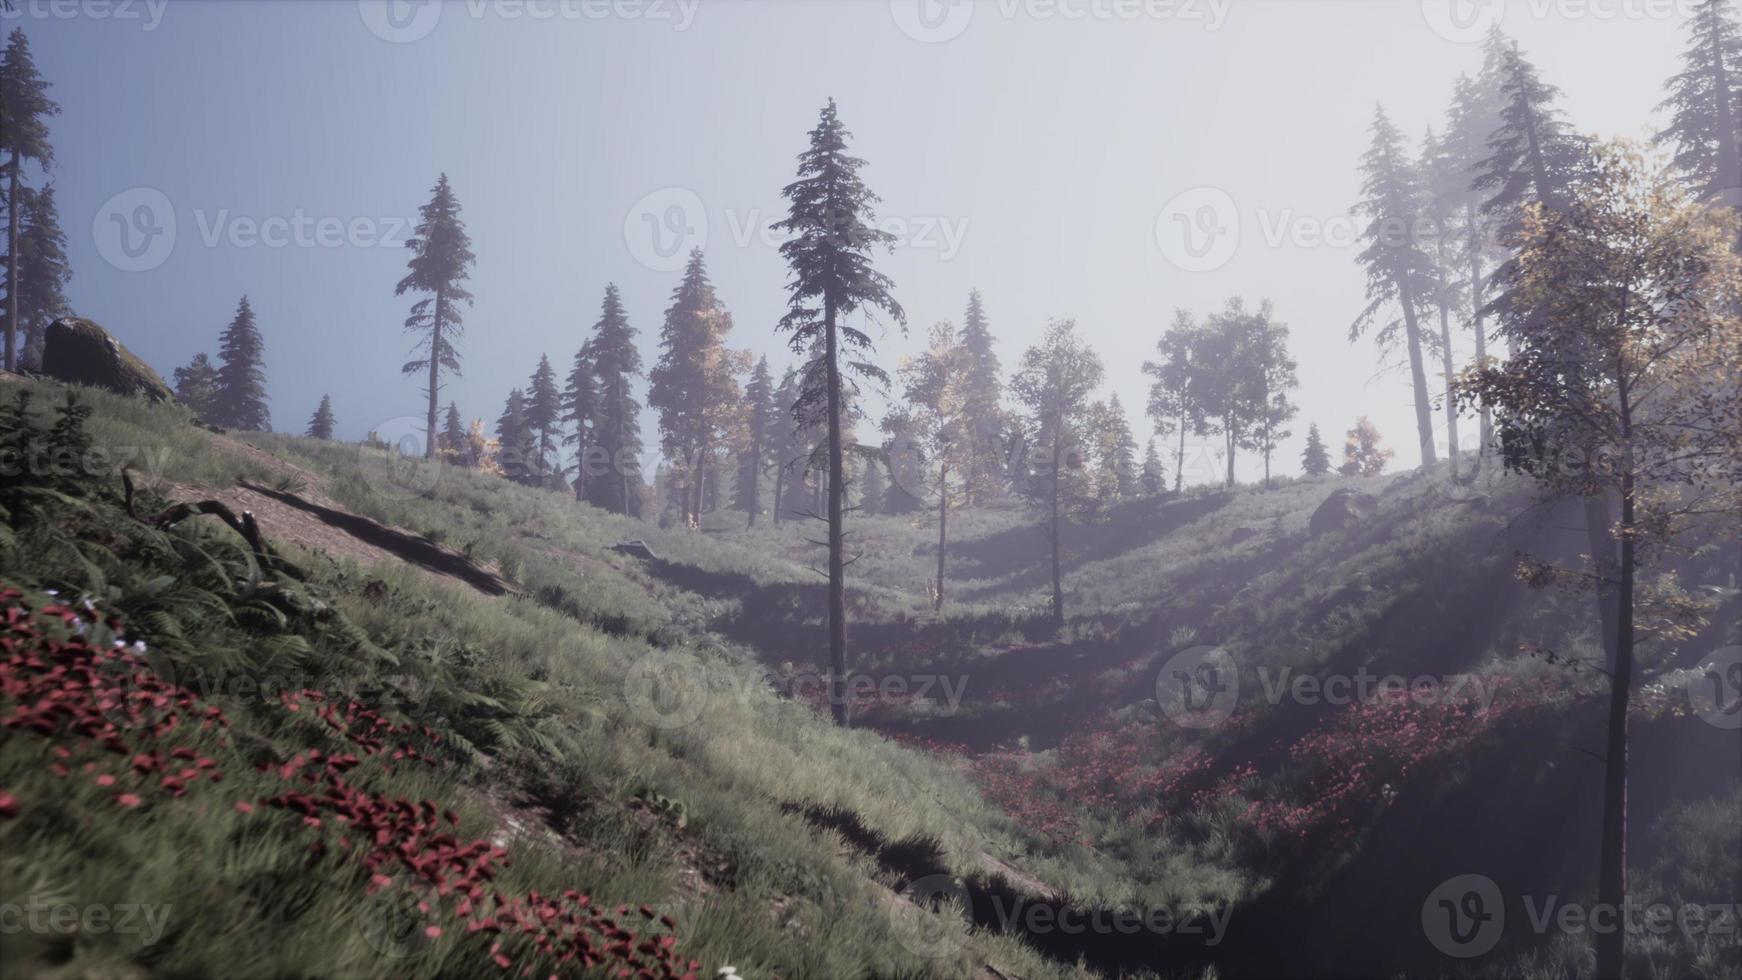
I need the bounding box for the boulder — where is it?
[40,318,175,403]
[611,540,660,562]
[1310,488,1378,535]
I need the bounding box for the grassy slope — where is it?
[3,380,1736,979]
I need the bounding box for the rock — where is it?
[40,318,175,403]
[611,540,660,561]
[1310,488,1379,535]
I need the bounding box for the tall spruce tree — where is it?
[525,354,563,486]
[1100,394,1140,499]
[1421,126,1465,477]
[1440,71,1505,456]
[441,402,469,464]
[212,296,270,432]
[495,388,534,485]
[770,365,807,524]
[9,184,69,370]
[1,27,58,373]
[649,249,741,527]
[585,284,644,517]
[397,174,474,459]
[959,288,1006,502]
[1301,422,1332,477]
[564,339,597,502]
[1352,105,1439,470]
[1657,0,1741,202]
[1011,319,1104,630]
[735,355,776,526]
[306,395,335,440]
[173,353,220,420]
[773,98,905,726]
[1141,438,1165,495]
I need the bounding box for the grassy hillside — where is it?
[2,379,1736,979]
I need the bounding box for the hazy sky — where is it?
[16,0,1693,484]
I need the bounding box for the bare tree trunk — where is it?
[935,463,948,611]
[4,155,17,373]
[425,286,446,459]
[1396,275,1440,469]
[825,300,849,727]
[1594,388,1637,980]
[1466,202,1494,457]
[1050,431,1064,630]
[1436,240,1461,480]
[1174,413,1187,494]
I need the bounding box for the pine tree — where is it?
[495,388,534,485]
[525,354,562,485]
[212,296,270,431]
[1011,319,1104,630]
[773,98,906,726]
[1,27,59,372]
[1439,71,1505,456]
[306,394,335,440]
[1143,311,1202,493]
[1101,394,1140,499]
[1421,126,1464,477]
[735,355,776,526]
[1141,438,1165,496]
[1340,417,1393,477]
[173,353,220,420]
[649,249,741,527]
[398,174,474,459]
[770,366,807,524]
[585,284,644,516]
[1473,40,1589,248]
[1352,105,1439,470]
[1301,422,1332,477]
[1657,0,1741,202]
[878,408,925,516]
[860,452,886,515]
[440,401,469,464]
[959,289,1006,502]
[563,339,597,502]
[8,184,69,370]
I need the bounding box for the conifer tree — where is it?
[1099,394,1140,499]
[959,289,1007,502]
[773,99,905,726]
[397,174,474,458]
[1141,438,1165,496]
[735,355,776,526]
[1,27,59,372]
[441,402,469,464]
[1474,41,1589,252]
[649,249,741,527]
[1352,105,1438,469]
[1012,319,1103,630]
[860,452,886,515]
[306,394,335,440]
[495,388,534,485]
[211,296,270,432]
[173,353,220,420]
[1439,71,1504,455]
[1301,422,1332,477]
[9,184,69,370]
[564,339,597,501]
[1421,126,1464,477]
[585,284,644,516]
[770,366,806,524]
[1657,0,1741,203]
[525,354,563,485]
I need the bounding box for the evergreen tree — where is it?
[563,339,597,502]
[770,366,808,524]
[494,388,534,485]
[773,98,906,726]
[1439,71,1505,456]
[735,355,776,526]
[525,354,562,485]
[8,184,69,370]
[211,296,270,431]
[440,401,469,465]
[397,174,474,459]
[1141,438,1165,496]
[1657,0,1741,203]
[959,289,1007,502]
[649,249,741,527]
[1100,394,1140,499]
[1421,126,1465,477]
[585,284,644,516]
[306,394,335,440]
[1,27,59,372]
[1143,311,1203,493]
[1011,319,1104,630]
[1473,40,1589,250]
[878,408,925,516]
[1351,105,1439,470]
[1340,417,1393,477]
[173,353,220,420]
[1301,422,1332,477]
[860,451,886,515]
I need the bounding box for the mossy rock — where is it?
[41,317,175,403]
